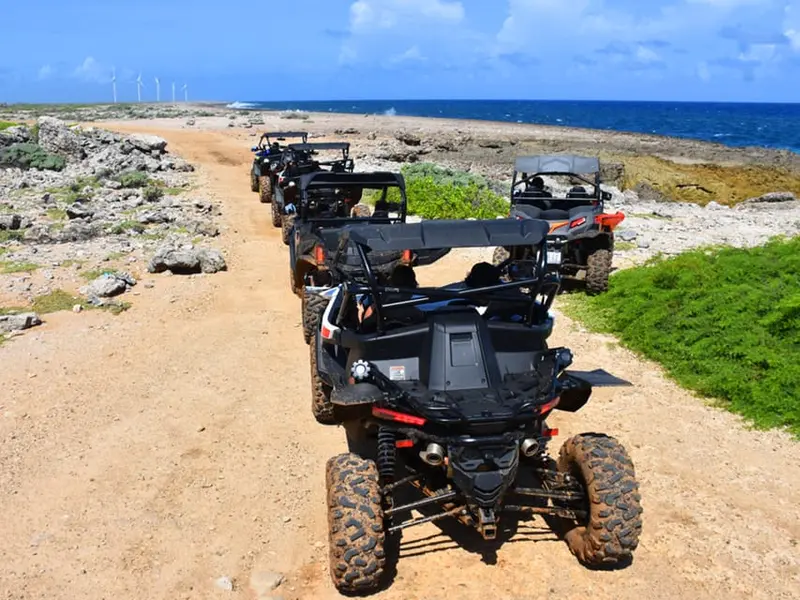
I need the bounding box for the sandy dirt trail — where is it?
[1,125,799,600]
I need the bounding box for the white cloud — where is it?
[37,65,54,80]
[786,1,800,50]
[697,61,711,80]
[72,56,109,83]
[349,0,464,32]
[388,45,426,64]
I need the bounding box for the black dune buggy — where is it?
[272,142,354,232]
[286,171,409,347]
[494,155,625,294]
[249,131,308,202]
[310,219,643,594]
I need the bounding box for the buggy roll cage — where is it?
[511,155,611,202]
[282,142,354,172]
[257,131,308,148]
[297,171,408,223]
[327,220,560,335]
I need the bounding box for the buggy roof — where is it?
[287,142,350,151]
[341,219,549,252]
[264,131,308,138]
[515,155,600,175]
[300,171,404,189]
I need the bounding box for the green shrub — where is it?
[561,237,800,436]
[405,177,507,219]
[142,185,164,202]
[0,143,65,171]
[0,121,18,131]
[116,170,150,188]
[110,220,146,235]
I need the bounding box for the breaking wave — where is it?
[383,107,397,116]
[226,101,257,109]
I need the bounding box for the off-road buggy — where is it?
[494,155,625,294]
[286,171,409,345]
[271,142,355,230]
[310,219,642,594]
[249,131,308,202]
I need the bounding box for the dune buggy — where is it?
[271,142,355,230]
[285,171,409,346]
[311,218,643,594]
[494,155,625,294]
[249,131,307,202]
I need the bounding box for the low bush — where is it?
[361,163,508,220]
[561,237,800,436]
[116,170,150,188]
[142,185,164,202]
[0,143,65,171]
[0,121,18,131]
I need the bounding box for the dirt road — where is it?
[1,126,798,600]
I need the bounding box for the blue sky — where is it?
[1,0,799,103]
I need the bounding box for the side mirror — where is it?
[602,191,612,201]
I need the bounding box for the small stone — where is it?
[618,230,637,242]
[282,516,291,523]
[197,425,206,432]
[72,304,83,313]
[249,571,284,597]
[214,576,234,592]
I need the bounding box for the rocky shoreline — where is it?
[0,115,227,341]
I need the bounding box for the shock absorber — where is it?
[376,427,396,484]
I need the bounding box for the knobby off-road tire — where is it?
[271,197,282,228]
[250,170,259,193]
[557,433,643,566]
[585,248,612,295]
[326,453,386,594]
[302,290,329,345]
[281,215,294,246]
[258,175,272,203]
[310,333,336,424]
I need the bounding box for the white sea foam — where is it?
[384,107,397,116]
[226,101,257,109]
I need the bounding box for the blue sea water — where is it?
[227,100,800,154]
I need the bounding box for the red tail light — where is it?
[569,216,586,228]
[542,427,559,438]
[401,249,412,263]
[372,406,426,426]
[321,325,333,340]
[537,396,561,415]
[395,439,414,448]
[314,245,326,264]
[595,212,625,231]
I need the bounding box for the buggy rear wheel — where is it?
[302,289,328,345]
[326,453,386,594]
[271,196,282,227]
[556,433,643,567]
[281,215,294,246]
[250,169,259,193]
[310,332,336,424]
[258,175,272,203]
[585,248,611,295]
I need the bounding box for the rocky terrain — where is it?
[0,116,226,342]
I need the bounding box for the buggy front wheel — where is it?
[281,215,294,246]
[326,453,387,594]
[556,433,643,567]
[258,175,272,203]
[585,248,612,295]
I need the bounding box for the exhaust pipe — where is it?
[520,438,540,458]
[420,443,445,466]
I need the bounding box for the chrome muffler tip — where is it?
[420,443,445,466]
[520,438,540,457]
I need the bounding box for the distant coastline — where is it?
[226,99,800,154]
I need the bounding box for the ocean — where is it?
[227,100,800,154]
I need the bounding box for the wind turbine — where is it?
[136,72,144,102]
[154,76,161,102]
[111,68,117,103]
[172,81,176,103]
[182,83,188,102]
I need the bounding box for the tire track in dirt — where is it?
[1,124,798,600]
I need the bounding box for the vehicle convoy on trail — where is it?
[305,218,643,594]
[249,131,308,202]
[494,155,625,294]
[271,142,355,233]
[286,171,411,346]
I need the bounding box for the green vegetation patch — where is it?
[0,143,65,171]
[560,237,800,436]
[0,121,19,131]
[363,163,508,220]
[115,170,151,188]
[1,260,39,274]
